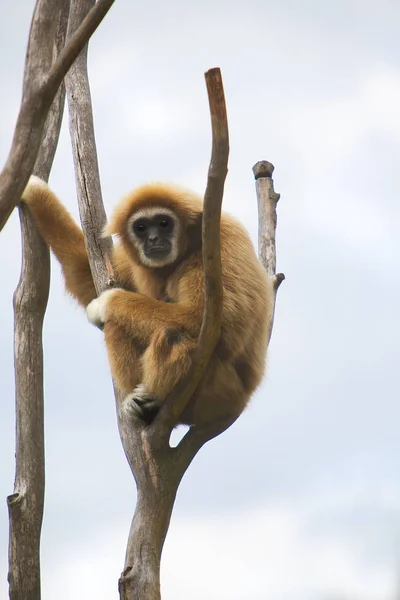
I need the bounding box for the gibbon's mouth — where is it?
[145,245,171,257]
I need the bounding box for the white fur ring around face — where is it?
[86,288,121,327]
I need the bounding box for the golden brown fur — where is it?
[21,177,273,426]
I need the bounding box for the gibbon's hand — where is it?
[86,288,123,327]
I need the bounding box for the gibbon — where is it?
[21,176,273,426]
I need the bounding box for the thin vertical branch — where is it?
[8,211,50,600]
[7,3,70,599]
[65,0,114,294]
[155,67,229,430]
[253,160,285,342]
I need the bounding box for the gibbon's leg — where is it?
[21,176,96,307]
[133,338,253,427]
[122,328,197,422]
[86,289,202,421]
[142,328,196,395]
[181,360,249,426]
[103,320,143,396]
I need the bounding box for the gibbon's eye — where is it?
[134,221,147,234]
[159,218,170,228]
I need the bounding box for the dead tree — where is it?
[1,1,283,599]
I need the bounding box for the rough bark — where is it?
[0,0,116,232]
[7,3,70,599]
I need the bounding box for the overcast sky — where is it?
[1,1,400,599]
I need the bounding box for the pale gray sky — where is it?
[1,1,400,599]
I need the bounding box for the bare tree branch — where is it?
[8,209,50,600]
[253,160,285,343]
[173,413,238,474]
[155,67,229,432]
[33,0,70,181]
[47,0,115,96]
[7,4,70,598]
[0,0,116,232]
[65,0,114,295]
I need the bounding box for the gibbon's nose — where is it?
[148,227,159,243]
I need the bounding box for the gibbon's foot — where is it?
[86,288,122,327]
[123,384,162,424]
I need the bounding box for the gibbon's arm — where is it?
[87,268,205,345]
[21,176,96,307]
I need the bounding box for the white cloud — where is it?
[35,501,396,600]
[286,62,400,161]
[270,62,400,266]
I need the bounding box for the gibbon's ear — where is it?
[186,211,203,254]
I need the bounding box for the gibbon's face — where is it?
[128,207,181,267]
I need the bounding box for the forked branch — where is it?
[65,37,229,594]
